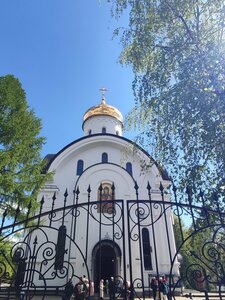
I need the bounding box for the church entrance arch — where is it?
[92,240,121,288]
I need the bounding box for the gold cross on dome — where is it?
[99,87,108,104]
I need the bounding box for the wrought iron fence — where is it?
[0,183,224,300]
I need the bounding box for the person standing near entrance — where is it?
[109,277,115,300]
[89,280,95,300]
[105,280,109,295]
[150,277,158,300]
[99,279,104,300]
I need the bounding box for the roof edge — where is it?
[42,133,170,181]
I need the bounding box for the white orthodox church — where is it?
[37,94,179,295]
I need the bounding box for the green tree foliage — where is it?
[173,215,225,290]
[0,75,49,217]
[108,0,225,196]
[184,226,222,291]
[0,240,14,279]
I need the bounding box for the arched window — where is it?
[102,152,108,163]
[116,131,119,135]
[126,162,133,176]
[76,160,84,175]
[102,127,106,134]
[88,129,92,135]
[142,228,152,270]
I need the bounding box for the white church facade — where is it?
[37,95,180,294]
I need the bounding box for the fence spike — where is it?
[52,192,56,202]
[63,189,68,209]
[37,196,45,226]
[13,206,20,228]
[87,185,91,194]
[64,189,68,198]
[172,184,177,192]
[134,181,139,200]
[34,236,38,245]
[186,186,191,195]
[147,181,151,191]
[199,189,204,198]
[98,183,103,192]
[51,192,56,210]
[15,205,20,216]
[159,182,164,192]
[3,208,8,219]
[99,183,103,201]
[75,186,80,196]
[134,181,139,191]
[111,182,115,200]
[27,200,32,211]
[39,196,45,215]
[40,196,45,206]
[25,200,32,226]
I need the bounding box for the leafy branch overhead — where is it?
[0,75,51,217]
[108,0,225,195]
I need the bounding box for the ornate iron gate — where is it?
[0,183,224,299]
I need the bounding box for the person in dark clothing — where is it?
[162,277,170,300]
[121,281,131,300]
[150,277,158,300]
[158,277,169,300]
[109,277,115,300]
[62,278,74,300]
[74,277,87,300]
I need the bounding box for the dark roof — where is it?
[41,154,56,174]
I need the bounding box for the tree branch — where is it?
[164,0,194,42]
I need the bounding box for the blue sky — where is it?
[0,0,134,156]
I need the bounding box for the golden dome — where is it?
[83,97,123,125]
